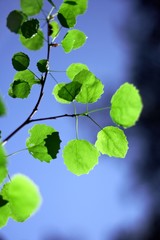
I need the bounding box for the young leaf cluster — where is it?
[0,0,143,228]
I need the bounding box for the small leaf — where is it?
[0,96,6,116]
[52,83,71,104]
[0,145,8,184]
[110,82,143,128]
[95,126,128,158]
[20,29,44,50]
[73,70,104,103]
[8,80,30,99]
[6,10,27,33]
[21,19,39,38]
[58,81,82,102]
[61,29,87,53]
[58,4,76,28]
[12,52,30,71]
[26,124,61,162]
[49,21,59,38]
[66,63,89,80]
[37,59,49,73]
[63,139,99,176]
[58,0,88,28]
[21,0,43,16]
[14,69,40,86]
[1,174,42,222]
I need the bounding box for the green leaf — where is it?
[110,82,143,128]
[37,59,49,73]
[58,4,76,28]
[63,139,99,176]
[12,52,30,71]
[21,19,39,38]
[8,80,30,99]
[49,21,59,38]
[0,96,6,116]
[0,201,10,228]
[20,29,44,50]
[58,0,88,28]
[0,145,8,184]
[61,29,87,53]
[6,10,27,33]
[52,83,71,104]
[66,63,89,80]
[73,70,104,103]
[0,195,8,208]
[20,0,43,16]
[14,69,40,86]
[95,126,128,158]
[1,174,42,222]
[58,81,82,102]
[26,124,61,162]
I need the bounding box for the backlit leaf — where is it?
[8,80,30,99]
[73,70,104,103]
[12,52,30,71]
[6,10,27,33]
[14,69,40,86]
[110,82,143,128]
[58,0,88,28]
[26,124,61,162]
[21,19,39,38]
[66,63,89,80]
[63,139,99,176]
[1,174,42,222]
[0,96,6,116]
[95,126,128,158]
[20,29,44,50]
[61,29,87,53]
[58,81,82,102]
[0,145,7,184]
[52,83,71,104]
[20,0,43,16]
[49,21,59,38]
[37,59,49,73]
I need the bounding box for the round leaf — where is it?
[20,29,44,50]
[95,126,128,158]
[110,82,143,128]
[37,59,49,73]
[52,83,71,104]
[61,29,87,53]
[8,80,30,99]
[63,139,99,176]
[0,145,7,184]
[58,4,76,28]
[26,124,61,162]
[73,70,104,103]
[20,0,43,16]
[66,63,89,80]
[12,52,30,71]
[6,10,27,33]
[21,19,39,38]
[1,174,42,222]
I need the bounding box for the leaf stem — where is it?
[86,115,103,131]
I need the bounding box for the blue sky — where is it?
[0,1,150,239]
